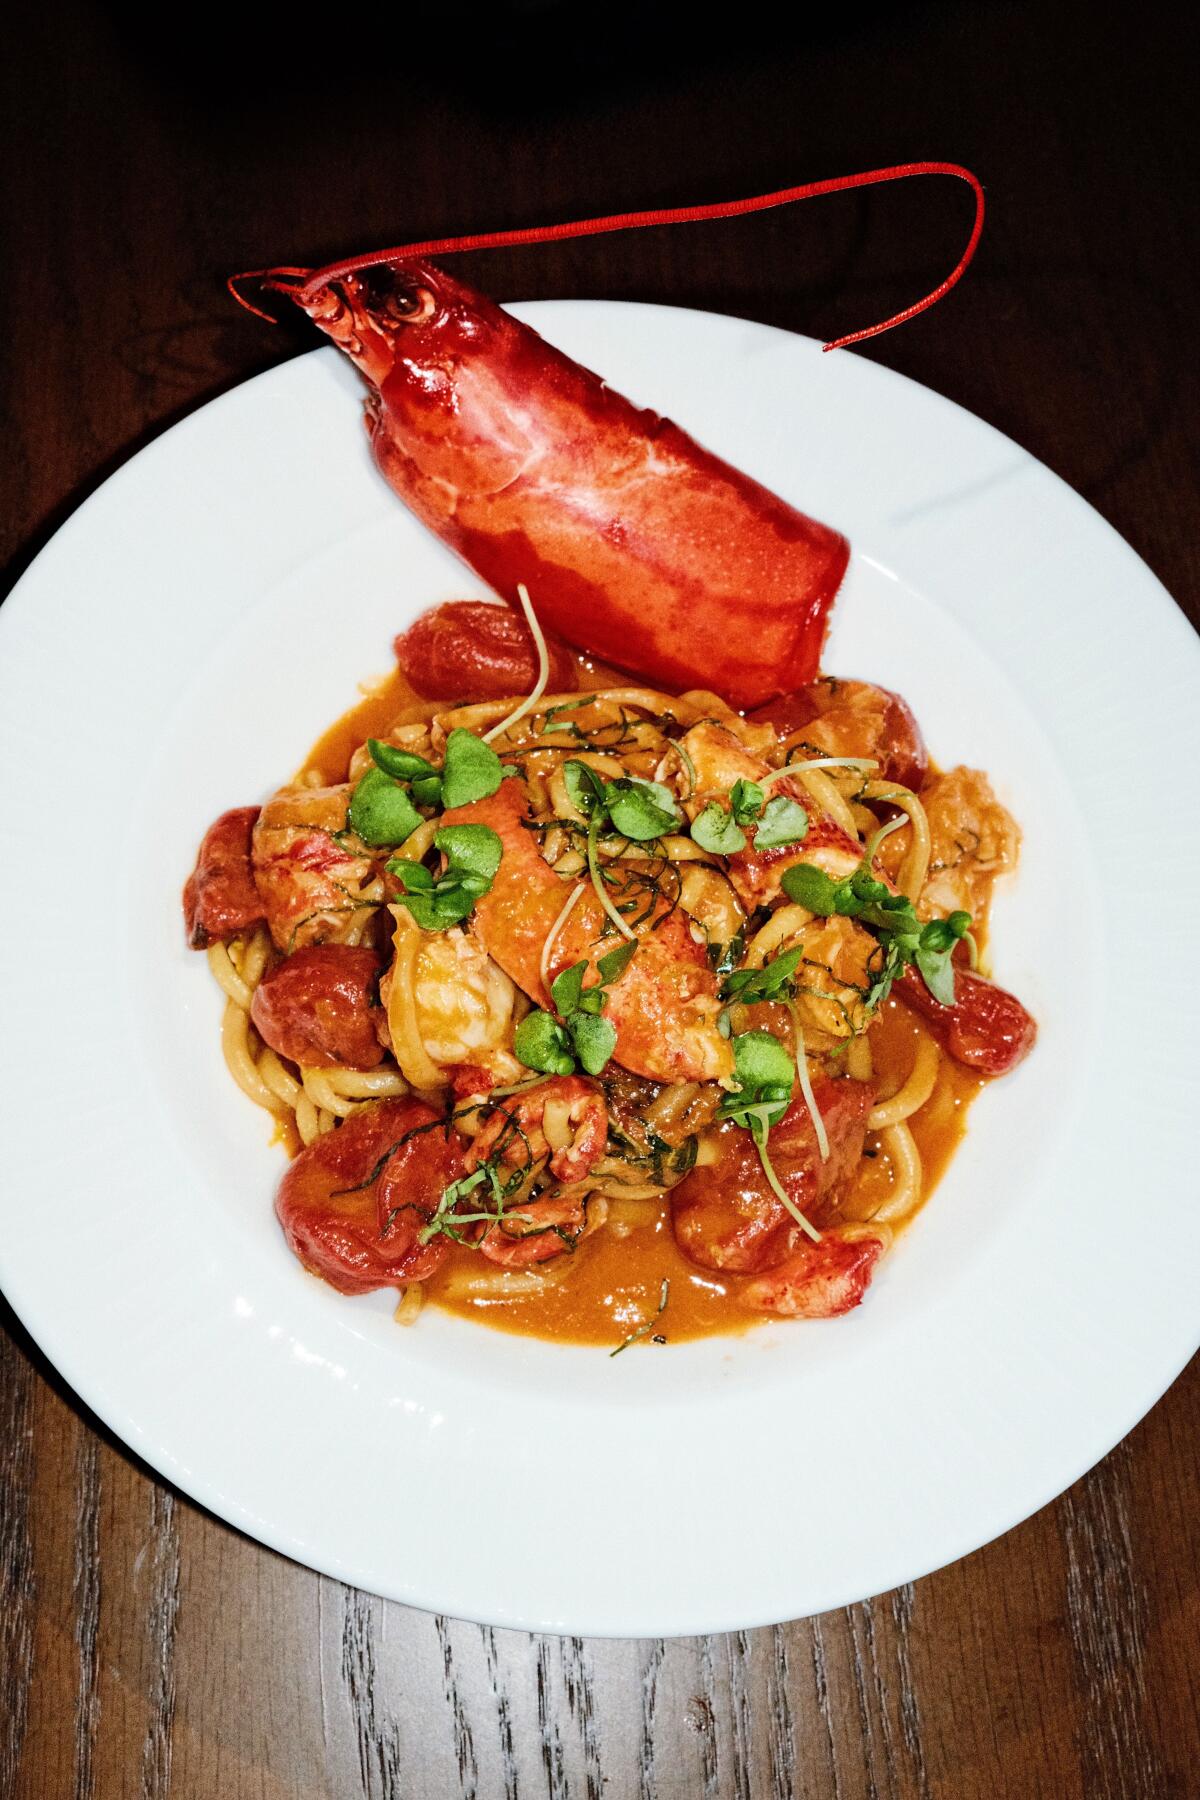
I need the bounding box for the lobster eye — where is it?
[360,266,436,327]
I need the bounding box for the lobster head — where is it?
[253,257,547,497]
[266,259,508,389]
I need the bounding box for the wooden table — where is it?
[3,2,1197,1793]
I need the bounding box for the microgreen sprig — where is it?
[345,728,505,849]
[720,945,805,1006]
[780,861,971,1007]
[716,1030,822,1243]
[563,760,682,841]
[514,939,638,1079]
[387,823,503,930]
[563,759,680,941]
[688,781,808,858]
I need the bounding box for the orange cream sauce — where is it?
[298,650,983,1349]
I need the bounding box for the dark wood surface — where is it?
[2,2,1197,1793]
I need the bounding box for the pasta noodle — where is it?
[868,1036,940,1129]
[790,766,861,840]
[860,779,932,899]
[870,1123,923,1223]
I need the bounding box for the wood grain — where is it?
[2,0,1198,1793]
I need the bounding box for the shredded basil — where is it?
[610,1279,670,1357]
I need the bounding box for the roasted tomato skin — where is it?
[183,806,264,947]
[897,967,1036,1076]
[749,677,928,791]
[671,1078,874,1274]
[394,600,574,701]
[251,944,385,1070]
[276,1098,461,1295]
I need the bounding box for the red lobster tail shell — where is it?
[232,167,984,705]
[281,256,849,706]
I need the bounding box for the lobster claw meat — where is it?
[288,261,848,708]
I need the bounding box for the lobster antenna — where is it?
[228,164,985,349]
[227,267,314,323]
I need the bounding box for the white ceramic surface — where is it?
[1,303,1197,1637]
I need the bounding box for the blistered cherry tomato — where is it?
[394,600,574,700]
[897,967,1036,1076]
[276,1098,462,1295]
[183,806,264,948]
[251,944,385,1070]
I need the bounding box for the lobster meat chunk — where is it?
[672,1077,874,1274]
[749,677,928,791]
[741,1232,885,1319]
[442,777,733,1085]
[287,262,848,707]
[464,1075,608,1186]
[252,784,379,952]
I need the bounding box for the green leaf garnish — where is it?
[347,767,424,847]
[563,762,680,842]
[569,1011,618,1076]
[690,802,747,857]
[718,1029,795,1131]
[779,862,856,915]
[780,861,972,1008]
[435,823,503,883]
[386,857,433,893]
[603,777,680,842]
[595,940,638,985]
[712,1030,824,1241]
[513,1010,577,1076]
[914,911,972,1006]
[733,1030,795,1103]
[410,773,444,808]
[387,823,503,930]
[550,959,588,1018]
[563,759,608,818]
[440,729,504,809]
[367,738,438,781]
[752,795,809,850]
[730,779,765,825]
[527,938,638,1079]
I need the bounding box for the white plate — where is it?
[1,303,1197,1638]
